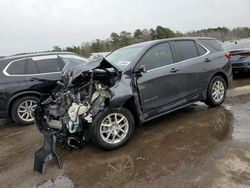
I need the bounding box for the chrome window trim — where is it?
[146,41,210,73]
[59,54,90,63]
[3,57,28,76]
[32,55,58,61]
[3,56,61,77]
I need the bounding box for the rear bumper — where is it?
[232,63,250,72]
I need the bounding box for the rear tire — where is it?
[205,76,226,107]
[11,96,39,125]
[90,107,135,150]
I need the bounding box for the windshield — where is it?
[105,46,144,70]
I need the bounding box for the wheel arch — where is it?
[7,91,42,117]
[209,72,229,89]
[121,97,140,126]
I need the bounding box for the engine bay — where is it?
[33,58,121,173]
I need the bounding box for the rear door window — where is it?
[32,55,61,73]
[7,59,26,75]
[173,40,199,62]
[138,42,174,71]
[26,59,39,74]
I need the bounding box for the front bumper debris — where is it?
[33,132,62,173]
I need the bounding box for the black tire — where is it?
[205,76,227,107]
[11,95,39,125]
[90,107,135,150]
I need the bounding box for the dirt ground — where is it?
[1,74,250,188]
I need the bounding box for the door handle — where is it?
[30,78,38,82]
[170,68,179,73]
[204,58,211,63]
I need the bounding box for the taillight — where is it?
[238,52,250,56]
[225,52,231,60]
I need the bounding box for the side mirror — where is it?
[134,65,147,75]
[139,65,147,73]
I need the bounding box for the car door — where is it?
[1,58,27,104]
[24,55,62,93]
[171,40,208,99]
[135,42,183,117]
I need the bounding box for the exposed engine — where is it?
[43,81,110,148]
[34,58,120,173]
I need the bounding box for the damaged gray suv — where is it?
[34,37,232,173]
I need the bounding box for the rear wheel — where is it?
[205,76,226,107]
[90,107,135,150]
[11,96,39,125]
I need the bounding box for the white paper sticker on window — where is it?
[117,61,131,66]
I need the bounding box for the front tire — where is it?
[90,107,135,150]
[205,76,226,107]
[11,96,39,125]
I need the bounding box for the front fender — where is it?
[109,78,134,108]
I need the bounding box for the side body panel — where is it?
[116,39,232,124]
[136,65,183,119]
[0,59,27,117]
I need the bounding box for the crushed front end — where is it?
[33,58,120,173]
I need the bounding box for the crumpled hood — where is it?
[61,57,117,87]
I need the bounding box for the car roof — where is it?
[121,37,215,49]
[0,51,76,61]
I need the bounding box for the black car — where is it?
[0,52,89,125]
[227,49,250,74]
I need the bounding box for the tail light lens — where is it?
[230,50,250,57]
[237,52,250,56]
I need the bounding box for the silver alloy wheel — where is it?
[212,80,225,103]
[100,113,129,144]
[17,100,37,122]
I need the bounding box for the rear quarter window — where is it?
[6,59,26,75]
[196,43,208,55]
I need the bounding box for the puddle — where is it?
[228,85,250,97]
[230,101,250,143]
[55,104,233,188]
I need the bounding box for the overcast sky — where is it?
[0,0,249,56]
